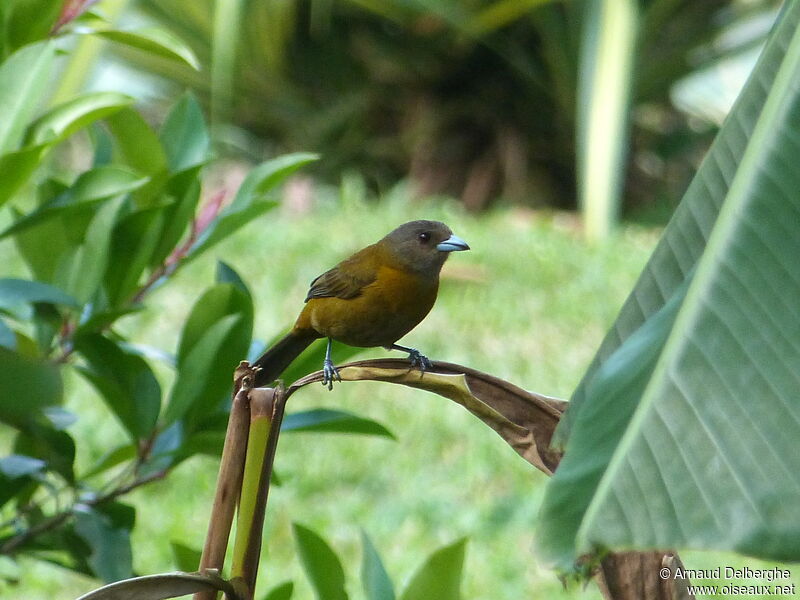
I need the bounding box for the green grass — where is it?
[8,197,662,599]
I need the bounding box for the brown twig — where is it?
[0,469,166,556]
[194,382,252,600]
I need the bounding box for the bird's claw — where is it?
[407,348,432,373]
[322,358,341,391]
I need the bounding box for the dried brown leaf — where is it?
[288,359,565,474]
[75,570,238,600]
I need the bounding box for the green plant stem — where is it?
[227,384,286,600]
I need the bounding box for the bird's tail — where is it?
[252,329,319,387]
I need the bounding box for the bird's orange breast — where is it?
[294,265,439,347]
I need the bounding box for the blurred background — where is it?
[3,0,794,598]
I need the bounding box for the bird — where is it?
[252,220,469,389]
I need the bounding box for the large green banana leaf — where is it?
[539,0,800,570]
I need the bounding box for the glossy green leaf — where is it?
[71,165,149,201]
[105,206,165,306]
[0,347,62,428]
[81,443,137,479]
[105,108,169,177]
[0,143,48,207]
[147,168,202,268]
[12,210,75,283]
[540,1,800,570]
[215,260,249,295]
[159,92,210,172]
[26,91,134,146]
[0,454,46,478]
[74,334,161,441]
[399,538,466,600]
[73,502,134,583]
[0,164,146,237]
[188,152,318,260]
[165,283,253,427]
[293,523,349,600]
[361,531,395,600]
[0,41,55,153]
[176,283,253,364]
[170,541,202,572]
[76,306,145,335]
[282,409,394,439]
[0,278,79,309]
[3,0,61,52]
[263,581,295,600]
[0,319,15,349]
[165,314,245,427]
[65,196,125,304]
[94,27,201,70]
[14,423,75,483]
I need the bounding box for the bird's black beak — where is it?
[436,234,470,252]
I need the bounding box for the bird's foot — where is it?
[407,348,432,373]
[322,358,341,391]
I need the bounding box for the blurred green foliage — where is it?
[121,0,778,220]
[0,3,385,595]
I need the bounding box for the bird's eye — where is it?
[418,232,430,243]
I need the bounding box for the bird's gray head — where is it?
[381,220,469,275]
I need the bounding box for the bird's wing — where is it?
[304,260,376,302]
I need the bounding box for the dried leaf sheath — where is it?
[288,359,565,475]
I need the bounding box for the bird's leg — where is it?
[387,343,432,372]
[322,338,341,391]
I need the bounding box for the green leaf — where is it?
[0,41,56,154]
[12,210,76,283]
[0,347,62,428]
[263,581,295,600]
[216,261,250,295]
[94,27,201,70]
[26,91,134,146]
[188,152,318,261]
[74,334,161,441]
[3,0,61,52]
[105,108,169,177]
[170,541,202,572]
[176,283,253,364]
[164,282,253,427]
[540,1,800,570]
[282,409,394,439]
[76,306,145,335]
[0,143,48,207]
[81,443,137,479]
[576,0,638,240]
[399,538,466,600]
[0,319,15,349]
[159,92,211,172]
[0,454,46,478]
[14,423,75,483]
[104,206,165,306]
[64,196,126,304]
[361,531,395,600]
[293,523,349,600]
[147,168,202,268]
[73,502,134,583]
[0,278,79,309]
[165,314,245,427]
[71,165,149,202]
